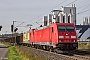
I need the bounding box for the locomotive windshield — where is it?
[58,26,74,32]
[58,26,66,32]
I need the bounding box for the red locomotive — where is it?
[30,23,78,53]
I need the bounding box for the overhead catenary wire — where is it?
[15,22,25,28]
[38,0,77,18]
[31,18,43,25]
[30,0,90,29]
[77,8,90,15]
[77,3,90,9]
[79,3,90,13]
[32,0,90,26]
[30,0,68,25]
[31,0,77,26]
[76,3,90,15]
[51,0,67,10]
[30,0,90,28]
[64,0,77,6]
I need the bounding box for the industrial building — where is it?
[83,17,90,25]
[42,5,90,41]
[43,4,76,26]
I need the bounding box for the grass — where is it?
[8,46,23,60]
[0,41,46,60]
[0,41,23,60]
[16,46,46,60]
[78,43,90,51]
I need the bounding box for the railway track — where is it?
[19,44,90,60]
[73,50,90,60]
[73,54,90,60]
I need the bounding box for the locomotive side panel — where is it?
[34,28,50,45]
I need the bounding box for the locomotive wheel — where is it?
[36,45,38,49]
[53,48,58,53]
[68,52,73,56]
[49,49,52,52]
[68,50,74,56]
[49,47,53,52]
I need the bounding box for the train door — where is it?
[49,27,53,45]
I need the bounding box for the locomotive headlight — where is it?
[59,36,64,38]
[59,40,62,42]
[72,40,76,42]
[71,36,76,38]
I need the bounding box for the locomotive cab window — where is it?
[66,26,74,32]
[58,26,74,32]
[58,26,66,32]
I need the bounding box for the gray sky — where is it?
[0,0,90,34]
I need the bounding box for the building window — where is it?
[68,15,70,23]
[63,16,65,23]
[57,16,59,22]
[70,9,71,13]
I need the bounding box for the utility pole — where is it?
[13,21,16,45]
[11,21,16,45]
[12,21,14,45]
[11,21,24,45]
[13,21,17,45]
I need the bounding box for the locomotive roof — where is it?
[30,23,75,31]
[51,23,75,26]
